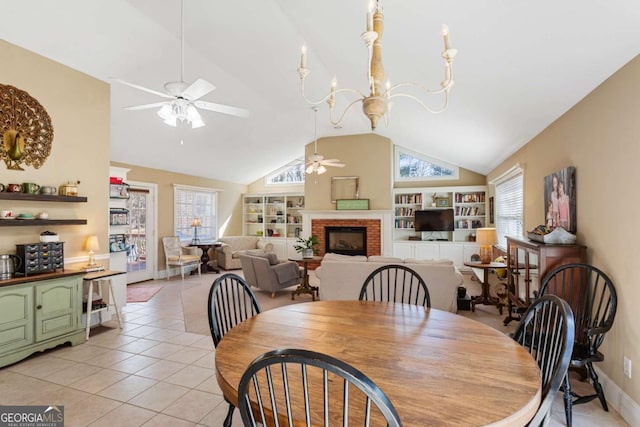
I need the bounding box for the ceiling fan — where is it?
[114,0,249,128]
[306,107,345,174]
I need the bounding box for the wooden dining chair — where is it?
[237,348,403,427]
[537,263,617,427]
[513,294,575,427]
[359,264,431,308]
[208,273,262,427]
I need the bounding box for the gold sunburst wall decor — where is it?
[0,84,54,170]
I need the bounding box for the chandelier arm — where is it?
[387,82,448,96]
[300,80,367,105]
[389,92,450,114]
[329,98,365,127]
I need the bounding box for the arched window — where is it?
[395,147,459,182]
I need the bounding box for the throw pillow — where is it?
[253,252,280,265]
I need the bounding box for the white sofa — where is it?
[215,236,274,270]
[314,254,464,312]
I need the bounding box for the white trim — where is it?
[489,163,523,185]
[173,183,224,192]
[394,146,460,182]
[595,366,640,426]
[127,180,158,283]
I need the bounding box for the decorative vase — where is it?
[302,249,314,258]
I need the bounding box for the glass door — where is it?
[126,184,156,283]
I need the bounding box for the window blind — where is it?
[174,185,217,242]
[495,172,523,248]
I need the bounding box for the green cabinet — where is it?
[0,274,85,368]
[0,286,34,354]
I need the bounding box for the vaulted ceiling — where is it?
[2,0,638,184]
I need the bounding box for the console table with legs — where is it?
[503,236,586,325]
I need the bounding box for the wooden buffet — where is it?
[503,236,587,325]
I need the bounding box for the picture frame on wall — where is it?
[544,166,576,233]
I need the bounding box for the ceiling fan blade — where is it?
[194,100,250,118]
[124,101,170,111]
[112,78,175,99]
[321,159,342,163]
[322,162,346,167]
[181,78,216,101]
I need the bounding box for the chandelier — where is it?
[297,0,457,130]
[156,98,205,129]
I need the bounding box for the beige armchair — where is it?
[239,253,302,298]
[216,236,274,270]
[162,237,201,280]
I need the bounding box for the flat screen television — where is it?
[414,209,455,232]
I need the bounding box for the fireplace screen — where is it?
[325,227,367,256]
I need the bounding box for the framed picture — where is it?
[544,166,576,233]
[331,176,359,203]
[435,197,449,207]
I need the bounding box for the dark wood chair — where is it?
[513,294,575,426]
[237,348,403,427]
[359,264,431,308]
[538,263,617,427]
[208,273,262,427]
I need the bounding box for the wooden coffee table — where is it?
[288,256,321,300]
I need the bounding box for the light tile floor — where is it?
[0,272,629,426]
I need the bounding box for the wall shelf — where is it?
[0,193,87,203]
[0,219,87,227]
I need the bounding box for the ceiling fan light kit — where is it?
[297,0,457,130]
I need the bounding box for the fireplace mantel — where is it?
[301,210,393,256]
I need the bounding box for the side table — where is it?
[463,261,507,314]
[189,242,221,274]
[83,270,125,340]
[288,256,321,301]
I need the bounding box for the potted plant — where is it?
[294,235,319,258]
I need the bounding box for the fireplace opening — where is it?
[325,227,367,256]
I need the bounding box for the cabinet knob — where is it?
[36,304,42,310]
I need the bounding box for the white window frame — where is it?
[173,184,219,243]
[394,146,459,182]
[265,159,306,185]
[491,165,524,248]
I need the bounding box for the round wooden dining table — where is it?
[215,300,541,426]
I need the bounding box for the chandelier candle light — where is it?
[298,0,457,130]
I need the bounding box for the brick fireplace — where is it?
[302,210,393,259]
[312,220,380,256]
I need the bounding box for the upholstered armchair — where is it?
[216,236,274,270]
[162,236,201,280]
[239,253,302,298]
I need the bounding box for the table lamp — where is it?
[191,218,201,244]
[85,235,100,267]
[476,228,497,264]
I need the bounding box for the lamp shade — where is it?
[191,218,201,227]
[84,235,100,252]
[476,228,497,246]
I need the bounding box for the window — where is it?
[173,184,217,243]
[395,146,459,181]
[494,168,524,248]
[266,159,305,185]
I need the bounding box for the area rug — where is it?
[127,284,164,303]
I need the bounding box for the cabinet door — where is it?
[414,243,439,260]
[393,242,414,259]
[0,286,34,354]
[439,244,464,267]
[35,277,81,342]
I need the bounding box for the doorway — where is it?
[125,182,157,283]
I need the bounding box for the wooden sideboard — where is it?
[503,236,587,325]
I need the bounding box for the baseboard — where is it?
[596,366,640,426]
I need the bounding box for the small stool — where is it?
[83,274,123,340]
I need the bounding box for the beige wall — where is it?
[111,162,247,270]
[0,40,109,265]
[487,55,640,404]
